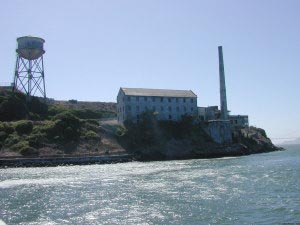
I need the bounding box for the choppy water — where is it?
[1,145,300,225]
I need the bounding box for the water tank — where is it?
[16,36,45,60]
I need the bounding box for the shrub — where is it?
[0,92,48,121]
[26,133,47,148]
[82,122,99,133]
[52,111,80,124]
[0,131,7,141]
[0,97,27,121]
[115,126,126,137]
[45,112,81,142]
[0,122,14,134]
[11,140,29,151]
[20,146,38,156]
[27,96,48,117]
[47,106,66,117]
[4,134,20,147]
[84,130,100,140]
[14,120,33,135]
[10,140,38,156]
[122,111,162,148]
[72,109,103,119]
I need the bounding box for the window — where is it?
[153,106,156,111]
[144,96,147,101]
[127,96,131,102]
[169,115,172,120]
[152,97,155,102]
[161,106,164,111]
[190,98,193,103]
[136,106,140,112]
[176,98,179,103]
[168,106,172,112]
[176,106,179,112]
[160,97,164,102]
[136,96,139,102]
[168,98,171,103]
[127,105,131,111]
[184,106,186,112]
[191,107,194,111]
[183,98,186,103]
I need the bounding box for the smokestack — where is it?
[218,46,228,120]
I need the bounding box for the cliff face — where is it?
[233,126,280,153]
[119,113,281,161]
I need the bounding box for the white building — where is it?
[117,87,197,124]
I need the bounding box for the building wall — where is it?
[198,107,206,121]
[117,90,126,123]
[197,106,220,121]
[117,89,197,123]
[229,115,249,129]
[205,120,232,144]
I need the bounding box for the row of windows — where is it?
[126,105,194,112]
[125,96,195,103]
[137,114,175,121]
[118,111,195,122]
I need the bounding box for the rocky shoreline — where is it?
[0,143,283,168]
[0,154,133,168]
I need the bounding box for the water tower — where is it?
[13,36,46,98]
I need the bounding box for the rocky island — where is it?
[0,88,281,167]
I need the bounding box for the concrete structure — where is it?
[206,120,232,144]
[13,36,46,98]
[218,46,228,120]
[117,87,197,123]
[229,115,249,129]
[204,46,232,144]
[198,106,219,121]
[198,105,249,130]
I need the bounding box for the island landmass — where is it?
[0,89,281,167]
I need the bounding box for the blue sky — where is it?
[0,0,299,143]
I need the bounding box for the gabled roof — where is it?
[120,87,197,98]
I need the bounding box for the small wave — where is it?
[0,177,77,189]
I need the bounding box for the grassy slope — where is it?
[0,89,124,157]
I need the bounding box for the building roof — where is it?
[120,87,197,98]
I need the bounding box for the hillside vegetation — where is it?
[0,90,120,157]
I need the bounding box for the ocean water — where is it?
[0,145,299,225]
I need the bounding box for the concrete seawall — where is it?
[0,154,133,168]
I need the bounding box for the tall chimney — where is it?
[218,46,228,120]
